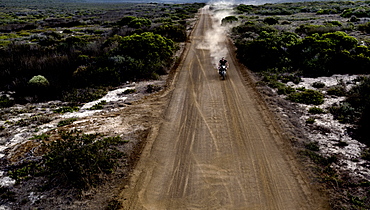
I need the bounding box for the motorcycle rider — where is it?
[218,57,229,75]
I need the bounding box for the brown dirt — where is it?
[117,7,330,210]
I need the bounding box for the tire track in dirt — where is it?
[119,7,329,210]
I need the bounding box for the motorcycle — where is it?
[219,65,227,80]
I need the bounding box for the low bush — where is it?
[88,100,107,110]
[327,85,347,96]
[146,84,161,93]
[295,24,337,35]
[235,4,254,13]
[123,89,136,94]
[277,85,295,95]
[359,22,370,34]
[263,17,279,25]
[309,107,325,114]
[8,130,128,193]
[268,80,285,89]
[128,18,151,29]
[61,88,108,103]
[43,130,126,190]
[302,150,337,166]
[296,87,306,91]
[53,106,80,114]
[305,141,320,151]
[0,96,14,108]
[221,16,238,25]
[312,81,325,88]
[8,161,41,182]
[361,149,370,161]
[306,117,316,124]
[281,74,301,84]
[0,187,16,202]
[28,75,50,88]
[57,118,77,127]
[154,24,186,42]
[328,102,357,123]
[9,114,49,128]
[287,89,324,105]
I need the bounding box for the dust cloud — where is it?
[199,0,272,67]
[196,2,235,68]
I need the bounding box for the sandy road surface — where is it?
[119,7,329,210]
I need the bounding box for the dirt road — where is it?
[119,7,329,210]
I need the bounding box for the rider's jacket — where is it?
[219,59,227,66]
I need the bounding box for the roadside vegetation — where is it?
[225,1,370,209]
[0,0,204,104]
[228,1,370,146]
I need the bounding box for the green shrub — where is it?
[232,21,277,36]
[0,187,16,202]
[73,66,121,86]
[236,4,254,13]
[291,31,358,77]
[117,16,136,26]
[335,141,348,147]
[62,88,108,103]
[312,81,325,88]
[123,89,136,94]
[287,89,324,105]
[302,150,337,166]
[128,18,151,28]
[106,199,123,210]
[222,16,238,25]
[359,22,370,33]
[296,87,306,91]
[57,118,77,127]
[305,141,320,151]
[308,107,325,114]
[342,7,370,18]
[350,16,360,22]
[88,100,107,110]
[306,117,316,124]
[277,85,296,95]
[28,75,50,87]
[8,161,41,182]
[361,149,370,161]
[30,133,50,141]
[146,84,161,93]
[324,20,342,26]
[154,24,186,42]
[327,85,347,96]
[317,9,341,15]
[43,131,126,190]
[115,32,175,79]
[295,24,330,35]
[263,17,279,25]
[268,80,285,89]
[54,106,80,114]
[328,102,357,123]
[235,31,298,72]
[278,73,301,84]
[0,96,14,108]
